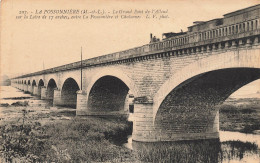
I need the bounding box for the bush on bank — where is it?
[0,114,134,162]
[219,103,260,133]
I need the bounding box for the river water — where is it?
[123,131,260,163]
[1,86,260,162]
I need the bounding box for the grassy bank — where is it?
[219,98,260,134]
[1,97,259,162]
[0,107,134,162]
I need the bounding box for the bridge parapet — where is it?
[14,33,260,80]
[12,5,260,80]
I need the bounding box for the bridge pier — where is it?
[132,103,158,142]
[33,86,38,96]
[239,39,243,45]
[246,38,252,46]
[40,87,47,99]
[24,84,28,92]
[154,107,220,142]
[224,42,230,48]
[254,36,259,45]
[37,86,42,96]
[76,90,88,115]
[31,86,34,94]
[231,40,237,48]
[53,89,62,106]
[218,43,222,49]
[28,85,33,94]
[132,103,220,142]
[212,44,217,51]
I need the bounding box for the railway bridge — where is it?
[11,5,260,142]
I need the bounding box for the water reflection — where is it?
[125,132,260,163]
[132,139,221,163]
[221,140,258,161]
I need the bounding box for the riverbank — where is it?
[219,98,260,134]
[0,104,135,162]
[1,86,260,162]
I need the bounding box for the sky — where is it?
[1,0,259,76]
[0,0,260,94]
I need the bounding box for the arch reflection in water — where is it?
[132,139,221,163]
[221,140,258,161]
[131,138,259,163]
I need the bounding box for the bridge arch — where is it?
[61,77,80,108]
[86,68,137,112]
[46,78,57,101]
[60,72,81,90]
[38,79,44,96]
[32,80,36,85]
[38,79,44,87]
[32,80,37,94]
[153,49,260,134]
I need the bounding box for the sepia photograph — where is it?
[0,0,260,162]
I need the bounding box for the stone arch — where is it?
[28,80,31,85]
[38,79,44,96]
[38,79,44,87]
[45,74,59,88]
[86,68,137,112]
[60,72,81,90]
[46,78,57,101]
[61,77,80,108]
[86,68,137,97]
[32,80,37,94]
[153,48,260,126]
[32,80,37,86]
[87,76,129,112]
